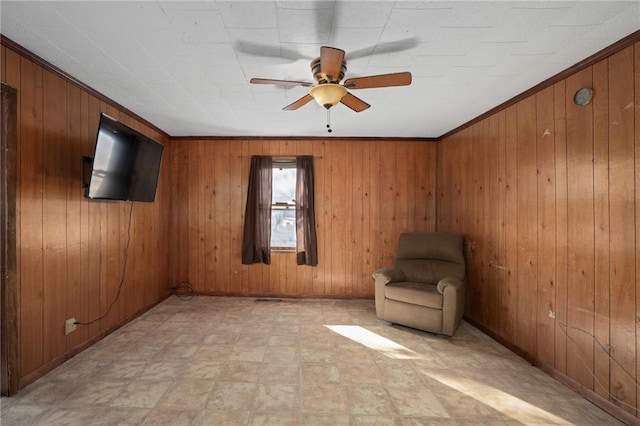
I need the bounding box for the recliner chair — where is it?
[373,232,466,336]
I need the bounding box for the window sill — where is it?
[271,248,296,253]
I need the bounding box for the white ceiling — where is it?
[1,1,639,138]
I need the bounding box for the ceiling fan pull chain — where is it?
[326,109,332,133]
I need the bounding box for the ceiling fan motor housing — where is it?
[311,57,347,83]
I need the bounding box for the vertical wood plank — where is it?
[635,40,640,417]
[369,142,382,274]
[197,140,207,292]
[330,141,347,295]
[565,67,595,389]
[360,141,372,295]
[515,96,538,357]
[18,56,44,376]
[485,114,499,332]
[42,69,67,362]
[205,141,217,292]
[187,139,200,290]
[65,83,83,350]
[229,141,244,293]
[592,58,611,400]
[607,46,636,413]
[351,141,364,295]
[553,80,569,375]
[536,86,557,366]
[503,105,519,343]
[395,142,410,235]
[379,143,396,268]
[344,140,354,294]
[415,143,434,232]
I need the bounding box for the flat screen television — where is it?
[84,113,163,202]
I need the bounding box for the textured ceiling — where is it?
[1,1,639,138]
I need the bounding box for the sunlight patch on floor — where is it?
[325,325,423,359]
[423,370,570,424]
[326,324,571,424]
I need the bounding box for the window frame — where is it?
[270,160,297,253]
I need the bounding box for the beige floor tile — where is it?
[337,359,383,385]
[157,379,214,409]
[110,380,171,408]
[143,408,200,426]
[301,413,352,425]
[301,363,342,384]
[206,381,257,411]
[0,404,49,425]
[36,407,104,425]
[249,412,300,425]
[137,361,185,381]
[96,360,147,380]
[229,344,267,362]
[260,361,300,383]
[17,380,78,405]
[386,385,449,417]
[196,409,250,425]
[203,332,240,346]
[263,344,299,364]
[346,385,398,416]
[182,360,223,380]
[217,361,262,382]
[93,407,149,425]
[65,380,127,407]
[301,384,350,414]
[153,344,200,361]
[193,344,233,361]
[352,415,404,426]
[252,383,299,412]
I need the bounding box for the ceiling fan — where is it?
[250,46,412,132]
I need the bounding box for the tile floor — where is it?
[1,296,624,425]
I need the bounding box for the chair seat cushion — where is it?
[385,282,443,309]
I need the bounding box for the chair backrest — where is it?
[394,232,465,284]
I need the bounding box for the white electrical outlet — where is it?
[65,318,77,335]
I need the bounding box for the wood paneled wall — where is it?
[437,43,640,417]
[1,44,171,388]
[168,139,436,297]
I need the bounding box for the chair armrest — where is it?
[372,268,406,318]
[372,268,406,284]
[436,276,463,294]
[436,277,465,336]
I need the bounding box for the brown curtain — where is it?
[242,156,272,265]
[295,156,318,266]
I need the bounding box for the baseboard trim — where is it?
[18,293,171,391]
[464,316,639,425]
[190,291,375,300]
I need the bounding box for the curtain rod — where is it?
[237,155,323,159]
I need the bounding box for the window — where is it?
[271,162,296,251]
[242,155,317,266]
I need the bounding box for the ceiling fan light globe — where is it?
[310,84,347,109]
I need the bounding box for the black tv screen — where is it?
[85,113,163,202]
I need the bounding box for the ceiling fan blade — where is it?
[346,37,421,61]
[283,94,314,111]
[343,72,412,90]
[250,78,313,88]
[320,46,345,82]
[340,93,370,113]
[234,40,302,63]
